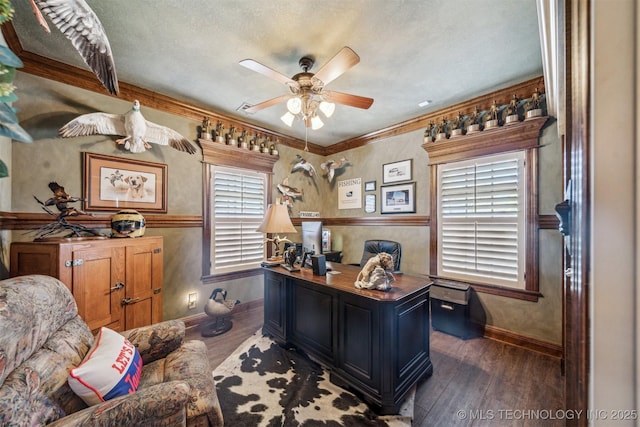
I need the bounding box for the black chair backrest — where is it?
[359,240,402,272]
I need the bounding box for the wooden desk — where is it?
[263,263,433,414]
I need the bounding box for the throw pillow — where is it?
[68,327,143,406]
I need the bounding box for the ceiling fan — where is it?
[239,46,374,129]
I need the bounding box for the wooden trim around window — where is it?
[425,116,549,301]
[200,139,280,173]
[201,157,275,279]
[422,116,549,165]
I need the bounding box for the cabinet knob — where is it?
[121,297,141,306]
[110,282,125,292]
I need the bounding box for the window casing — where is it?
[437,151,526,289]
[208,165,266,275]
[424,117,547,301]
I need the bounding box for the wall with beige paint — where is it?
[6,71,563,345]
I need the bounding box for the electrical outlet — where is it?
[187,292,197,309]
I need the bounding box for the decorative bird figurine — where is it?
[277,177,303,202]
[34,181,89,219]
[291,154,317,177]
[320,158,350,183]
[29,0,119,95]
[59,100,197,154]
[202,288,240,337]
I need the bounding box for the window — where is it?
[437,152,525,289]
[208,165,266,275]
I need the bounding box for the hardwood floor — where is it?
[185,304,565,426]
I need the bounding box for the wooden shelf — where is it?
[422,116,549,165]
[200,139,279,173]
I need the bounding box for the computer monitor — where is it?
[301,221,323,255]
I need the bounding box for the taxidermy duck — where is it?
[204,288,240,317]
[202,288,240,337]
[277,177,303,201]
[29,0,119,95]
[59,100,197,154]
[320,158,350,183]
[291,154,317,177]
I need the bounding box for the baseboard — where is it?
[478,323,563,359]
[181,298,264,329]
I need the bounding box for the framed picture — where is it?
[382,159,412,184]
[364,194,376,213]
[381,182,416,214]
[365,180,376,191]
[83,152,168,213]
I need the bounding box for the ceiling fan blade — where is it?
[239,59,297,86]
[243,94,292,113]
[312,47,360,87]
[323,90,374,109]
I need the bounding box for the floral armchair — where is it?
[0,275,223,426]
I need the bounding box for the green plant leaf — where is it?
[0,121,32,142]
[0,159,7,178]
[0,65,15,83]
[0,101,18,123]
[0,44,22,68]
[0,90,17,103]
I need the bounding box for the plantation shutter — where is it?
[437,151,525,288]
[211,166,266,273]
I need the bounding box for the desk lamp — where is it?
[256,201,297,266]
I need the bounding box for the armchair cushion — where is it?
[120,319,185,364]
[47,381,191,427]
[68,327,143,406]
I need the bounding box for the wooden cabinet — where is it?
[10,236,163,332]
[263,265,433,414]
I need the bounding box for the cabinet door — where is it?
[73,245,126,332]
[263,271,286,341]
[337,292,380,389]
[123,240,163,329]
[290,281,335,364]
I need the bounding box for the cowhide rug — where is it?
[213,329,414,427]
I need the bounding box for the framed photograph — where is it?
[383,159,412,184]
[83,152,168,213]
[364,194,376,213]
[381,182,416,214]
[365,180,376,192]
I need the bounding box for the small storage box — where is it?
[431,282,471,339]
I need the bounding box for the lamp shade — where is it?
[310,115,324,130]
[286,97,302,115]
[256,204,296,234]
[319,101,335,118]
[281,111,295,127]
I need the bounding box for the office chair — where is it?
[359,239,402,273]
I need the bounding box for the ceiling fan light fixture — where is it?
[286,97,302,114]
[281,111,296,127]
[311,115,324,130]
[319,101,335,118]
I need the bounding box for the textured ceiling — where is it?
[9,0,543,147]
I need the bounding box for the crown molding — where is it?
[3,22,545,156]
